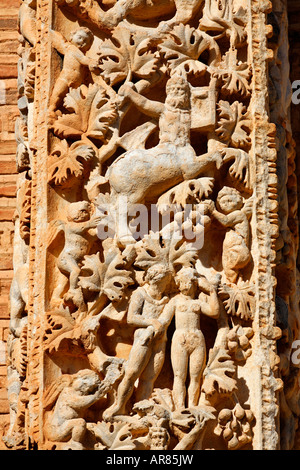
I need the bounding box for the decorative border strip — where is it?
[248,0,283,450]
[26,0,52,447]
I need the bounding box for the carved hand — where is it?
[118,82,135,97]
[203,199,215,214]
[89,60,99,72]
[88,215,102,229]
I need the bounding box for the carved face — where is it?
[72,370,101,395]
[165,78,190,110]
[67,201,91,222]
[145,264,171,292]
[217,188,243,214]
[176,268,198,296]
[218,194,242,214]
[72,29,93,51]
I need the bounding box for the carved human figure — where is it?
[208,187,252,284]
[50,201,101,309]
[9,251,29,339]
[44,369,108,449]
[48,27,97,119]
[103,264,173,419]
[107,73,223,243]
[164,268,220,410]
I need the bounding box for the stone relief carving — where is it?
[4,0,297,451]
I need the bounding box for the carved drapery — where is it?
[3,0,298,450]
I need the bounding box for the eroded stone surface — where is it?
[3,0,300,451]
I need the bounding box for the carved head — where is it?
[165,73,191,110]
[71,28,94,51]
[216,186,243,214]
[175,267,198,296]
[144,264,172,291]
[71,369,101,395]
[67,201,91,223]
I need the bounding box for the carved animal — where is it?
[105,76,224,242]
[98,0,205,23]
[58,0,205,28]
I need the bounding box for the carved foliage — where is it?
[8,0,270,452]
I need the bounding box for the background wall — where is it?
[0,0,19,449]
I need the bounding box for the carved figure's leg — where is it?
[188,336,206,408]
[58,252,80,291]
[171,333,188,410]
[48,76,70,117]
[222,245,251,284]
[136,334,168,402]
[103,327,155,419]
[173,0,204,24]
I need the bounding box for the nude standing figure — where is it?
[167,268,220,410]
[103,264,173,419]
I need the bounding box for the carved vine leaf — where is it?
[53,84,118,140]
[43,310,76,354]
[157,177,215,212]
[92,421,136,451]
[134,230,198,274]
[159,24,220,76]
[79,244,135,302]
[219,282,255,321]
[202,347,237,399]
[199,3,248,48]
[19,179,31,242]
[48,140,95,186]
[216,101,251,149]
[98,26,159,86]
[14,325,28,379]
[214,52,251,97]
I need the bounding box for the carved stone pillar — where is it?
[4,0,299,450]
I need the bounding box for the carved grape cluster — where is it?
[215,404,254,450]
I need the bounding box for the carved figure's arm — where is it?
[199,289,220,319]
[211,208,244,228]
[119,84,164,118]
[49,29,69,55]
[127,289,150,328]
[74,390,102,409]
[158,298,176,328]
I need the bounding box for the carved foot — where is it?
[102,405,126,422]
[2,431,26,449]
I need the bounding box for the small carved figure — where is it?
[48,27,97,119]
[166,268,220,410]
[44,369,111,449]
[9,259,29,339]
[208,187,252,284]
[49,201,101,309]
[103,264,173,419]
